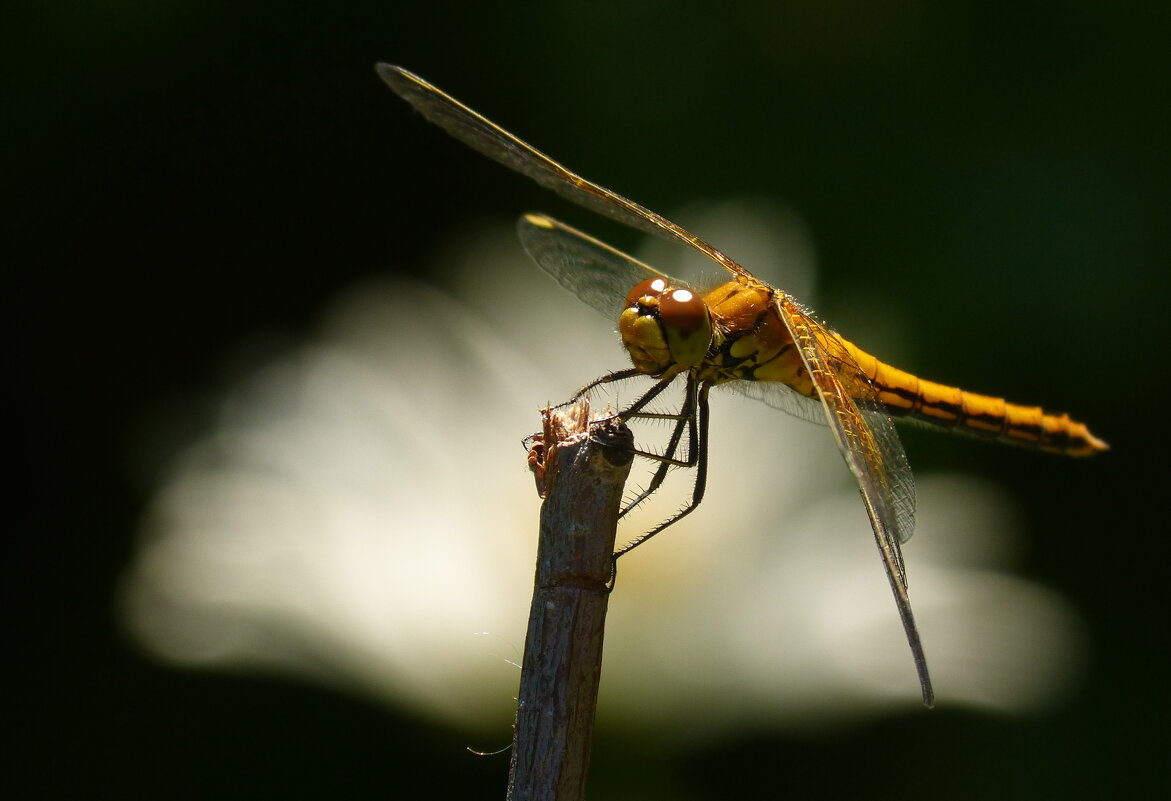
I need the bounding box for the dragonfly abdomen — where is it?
[845,344,1108,457]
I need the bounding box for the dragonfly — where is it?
[377,64,1108,707]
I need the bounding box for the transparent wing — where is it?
[721,333,916,534]
[808,323,917,545]
[518,213,689,319]
[722,378,833,429]
[377,64,750,279]
[778,298,932,706]
[522,215,842,436]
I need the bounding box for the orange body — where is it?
[687,278,1107,457]
[620,273,1106,457]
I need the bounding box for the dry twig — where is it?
[507,402,633,801]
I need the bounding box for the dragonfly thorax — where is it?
[619,277,714,376]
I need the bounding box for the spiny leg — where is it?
[572,369,683,446]
[541,368,713,587]
[614,381,711,562]
[522,367,660,451]
[619,411,690,516]
[566,367,645,405]
[619,373,700,517]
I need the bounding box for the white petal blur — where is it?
[119,200,1086,735]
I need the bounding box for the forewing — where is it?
[377,64,751,279]
[518,214,686,320]
[778,298,932,706]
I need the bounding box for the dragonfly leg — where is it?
[619,374,700,516]
[566,368,687,424]
[614,381,711,561]
[565,367,646,406]
[521,367,654,451]
[574,371,682,450]
[619,413,689,516]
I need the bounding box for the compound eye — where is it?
[658,288,712,368]
[625,277,668,310]
[658,289,707,334]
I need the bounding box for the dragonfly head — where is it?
[619,277,713,375]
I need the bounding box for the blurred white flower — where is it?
[120,200,1086,736]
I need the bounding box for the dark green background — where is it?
[12,1,1169,798]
